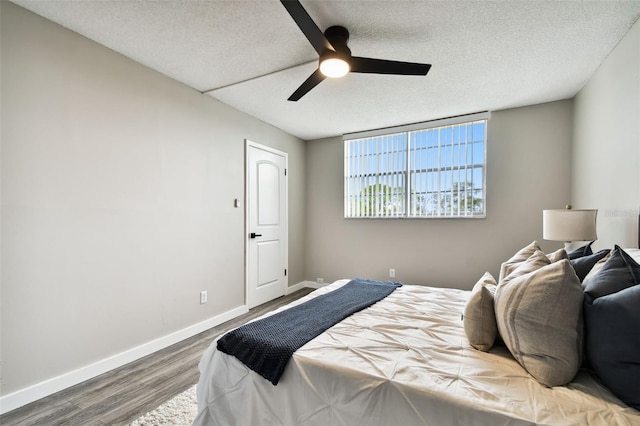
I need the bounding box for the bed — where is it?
[194,246,640,425]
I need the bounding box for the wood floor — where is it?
[0,288,314,426]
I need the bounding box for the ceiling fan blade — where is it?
[288,69,326,101]
[350,56,431,76]
[280,0,333,55]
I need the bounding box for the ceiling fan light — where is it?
[320,58,350,78]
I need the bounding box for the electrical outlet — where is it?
[389,269,396,278]
[200,290,208,304]
[316,278,324,284]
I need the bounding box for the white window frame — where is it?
[344,112,489,219]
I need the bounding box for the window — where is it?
[344,112,488,218]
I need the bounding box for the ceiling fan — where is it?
[280,0,432,101]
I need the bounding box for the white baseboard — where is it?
[304,280,329,289]
[0,304,248,415]
[285,280,312,294]
[285,281,305,294]
[286,280,327,294]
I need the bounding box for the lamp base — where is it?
[562,241,589,253]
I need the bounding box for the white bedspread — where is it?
[194,280,640,425]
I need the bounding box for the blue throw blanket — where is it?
[216,278,402,385]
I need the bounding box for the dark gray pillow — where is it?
[570,249,610,282]
[568,241,594,260]
[583,246,640,410]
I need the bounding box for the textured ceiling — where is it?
[12,0,640,140]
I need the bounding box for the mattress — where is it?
[194,280,640,425]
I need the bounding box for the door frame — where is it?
[245,139,289,308]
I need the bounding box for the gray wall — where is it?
[572,18,640,250]
[1,2,305,395]
[305,100,573,288]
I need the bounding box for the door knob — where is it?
[250,232,263,239]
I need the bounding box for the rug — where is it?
[129,385,197,426]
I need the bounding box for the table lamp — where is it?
[543,205,597,251]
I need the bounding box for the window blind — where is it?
[344,112,488,218]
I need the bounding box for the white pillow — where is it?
[623,247,640,264]
[495,259,584,387]
[546,248,568,263]
[501,249,551,285]
[463,272,498,351]
[498,241,542,282]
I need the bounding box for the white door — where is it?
[246,140,288,308]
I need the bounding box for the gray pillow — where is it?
[568,241,594,260]
[581,251,611,286]
[463,272,498,351]
[570,249,610,282]
[495,258,584,387]
[499,241,542,282]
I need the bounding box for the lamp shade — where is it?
[543,209,597,242]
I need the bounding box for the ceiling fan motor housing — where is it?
[324,25,351,56]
